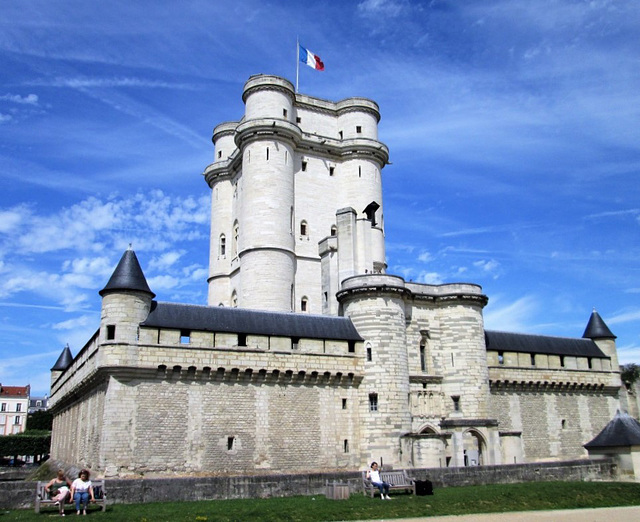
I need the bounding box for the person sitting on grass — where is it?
[366,461,392,500]
[70,469,95,515]
[45,469,72,516]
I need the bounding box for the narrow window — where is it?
[283,108,287,117]
[180,330,191,345]
[342,398,347,410]
[339,130,343,139]
[292,337,299,350]
[530,353,536,366]
[451,353,455,367]
[348,341,355,353]
[300,297,308,312]
[231,291,238,308]
[217,150,222,159]
[227,436,235,450]
[420,342,427,372]
[238,333,247,347]
[300,221,308,236]
[331,225,337,236]
[366,345,372,362]
[16,404,21,412]
[358,166,362,178]
[296,116,301,123]
[233,222,239,256]
[219,234,226,257]
[498,352,504,365]
[356,125,362,133]
[560,356,565,367]
[561,419,566,429]
[14,416,20,425]
[266,147,269,160]
[587,358,592,369]
[106,324,116,340]
[452,396,460,412]
[369,393,378,412]
[323,291,328,303]
[329,166,335,176]
[285,150,288,164]
[0,403,5,412]
[343,439,349,453]
[301,160,307,172]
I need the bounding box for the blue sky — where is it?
[1,0,639,396]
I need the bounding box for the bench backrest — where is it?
[37,480,106,500]
[362,470,411,486]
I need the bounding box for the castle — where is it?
[49,75,623,477]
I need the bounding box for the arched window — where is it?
[300,220,308,236]
[301,296,308,312]
[219,234,226,257]
[231,291,238,308]
[330,225,337,236]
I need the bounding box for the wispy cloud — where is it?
[0,93,38,105]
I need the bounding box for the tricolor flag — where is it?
[299,45,324,71]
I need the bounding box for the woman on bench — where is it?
[70,469,95,515]
[45,469,72,516]
[366,461,392,500]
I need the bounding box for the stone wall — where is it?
[0,459,617,510]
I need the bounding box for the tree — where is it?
[621,363,640,389]
[27,410,53,431]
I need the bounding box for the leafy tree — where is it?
[0,431,51,464]
[27,409,53,431]
[621,363,640,389]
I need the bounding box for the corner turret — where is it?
[583,309,619,373]
[50,344,73,390]
[99,249,154,345]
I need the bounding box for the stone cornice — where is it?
[439,418,499,428]
[489,379,620,393]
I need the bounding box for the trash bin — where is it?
[326,481,350,500]
[415,479,434,496]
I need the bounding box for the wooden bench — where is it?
[35,480,107,513]
[362,470,416,497]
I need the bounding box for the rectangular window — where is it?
[342,398,347,410]
[356,125,362,133]
[339,130,343,139]
[106,324,116,340]
[238,333,247,347]
[530,354,536,366]
[180,330,191,344]
[292,337,300,350]
[560,356,565,367]
[296,116,301,123]
[16,404,21,412]
[343,439,349,453]
[1,403,5,412]
[329,166,335,176]
[366,346,372,362]
[14,416,20,425]
[498,352,504,365]
[348,341,355,353]
[283,108,288,118]
[218,150,222,159]
[452,396,460,412]
[301,160,307,172]
[266,147,269,160]
[420,344,427,372]
[227,436,235,451]
[369,393,378,412]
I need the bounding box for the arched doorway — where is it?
[462,429,486,466]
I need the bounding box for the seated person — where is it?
[70,469,95,515]
[366,461,392,500]
[44,469,72,516]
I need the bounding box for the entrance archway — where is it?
[462,429,486,466]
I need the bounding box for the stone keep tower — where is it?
[204,75,389,313]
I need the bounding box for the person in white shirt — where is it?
[366,461,392,500]
[70,469,95,515]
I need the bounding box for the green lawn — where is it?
[3,481,640,521]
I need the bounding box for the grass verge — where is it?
[2,480,640,521]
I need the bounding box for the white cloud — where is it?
[416,271,444,285]
[484,295,539,332]
[53,314,98,331]
[417,251,433,263]
[0,93,38,105]
[473,259,501,279]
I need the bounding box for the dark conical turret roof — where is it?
[51,344,74,371]
[99,249,155,298]
[582,309,616,339]
[584,410,640,448]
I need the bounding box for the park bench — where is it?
[362,469,416,497]
[35,479,107,513]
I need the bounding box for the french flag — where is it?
[299,45,324,71]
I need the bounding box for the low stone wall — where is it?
[0,458,617,510]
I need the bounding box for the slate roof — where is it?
[99,249,155,298]
[51,345,74,371]
[141,301,364,342]
[582,309,616,339]
[584,411,640,448]
[484,330,607,358]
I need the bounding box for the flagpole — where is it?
[295,36,300,93]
